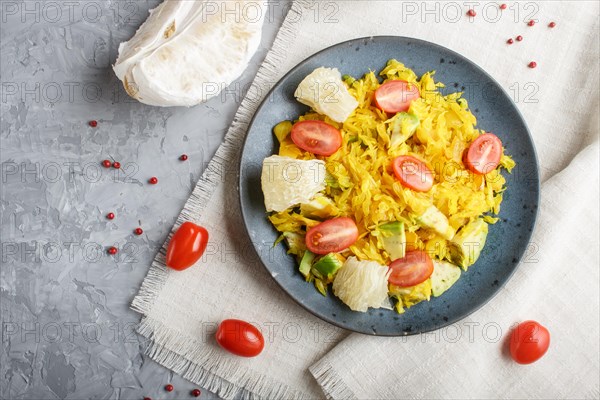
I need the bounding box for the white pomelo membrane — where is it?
[294,67,358,123]
[261,155,326,213]
[333,257,391,312]
[113,0,265,107]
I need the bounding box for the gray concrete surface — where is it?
[0,1,289,398]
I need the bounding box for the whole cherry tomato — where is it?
[215,319,264,357]
[165,222,209,271]
[510,320,550,364]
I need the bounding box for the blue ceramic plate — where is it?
[239,36,539,336]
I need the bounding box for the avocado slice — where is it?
[273,120,292,143]
[314,278,328,296]
[299,250,315,278]
[389,112,419,148]
[324,171,340,189]
[283,232,306,257]
[379,221,406,261]
[300,195,338,219]
[430,260,461,297]
[342,74,356,85]
[313,253,343,280]
[449,219,489,269]
[417,205,455,240]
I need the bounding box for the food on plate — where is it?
[430,260,461,297]
[388,250,434,288]
[464,133,503,174]
[295,67,359,123]
[392,155,434,192]
[417,205,455,240]
[113,0,264,107]
[291,120,342,156]
[510,320,550,364]
[332,257,391,312]
[305,217,359,255]
[261,155,326,213]
[215,319,265,357]
[448,218,488,268]
[261,59,515,314]
[166,222,209,270]
[374,80,420,113]
[378,221,406,261]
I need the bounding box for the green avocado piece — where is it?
[342,74,356,85]
[390,112,419,147]
[449,219,489,269]
[431,260,462,297]
[379,221,406,261]
[273,121,292,143]
[314,279,328,296]
[417,205,455,240]
[299,250,315,278]
[300,195,337,219]
[325,171,340,189]
[283,232,306,256]
[313,253,343,279]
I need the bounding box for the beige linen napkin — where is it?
[133,1,599,398]
[311,140,599,399]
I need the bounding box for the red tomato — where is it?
[374,80,420,113]
[165,222,209,271]
[290,120,342,156]
[216,319,264,357]
[510,320,550,364]
[392,155,434,192]
[305,217,359,255]
[388,250,434,287]
[464,133,503,175]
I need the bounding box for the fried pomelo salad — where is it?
[260,60,515,313]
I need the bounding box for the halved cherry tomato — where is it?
[216,319,264,357]
[464,133,503,175]
[510,320,550,364]
[388,250,434,287]
[165,222,209,271]
[305,217,359,255]
[392,155,434,192]
[290,120,342,156]
[374,80,420,113]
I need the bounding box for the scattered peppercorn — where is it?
[548,21,556,28]
[134,227,143,235]
[192,389,201,397]
[507,38,514,44]
[112,161,121,169]
[516,35,523,41]
[89,120,98,127]
[528,61,537,68]
[180,154,188,161]
[106,212,115,220]
[102,160,112,168]
[527,20,535,26]
[107,246,118,255]
[467,9,476,17]
[149,177,158,185]
[165,384,174,392]
[500,3,507,10]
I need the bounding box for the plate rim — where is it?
[238,35,540,336]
